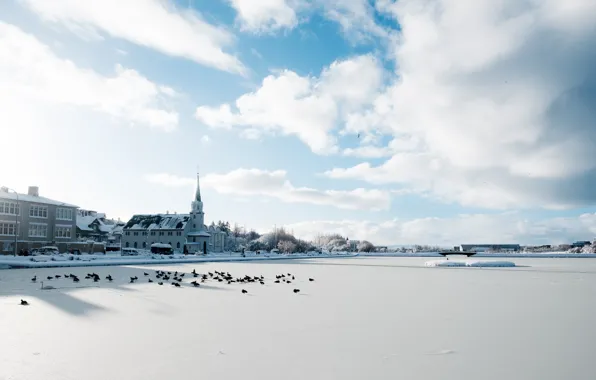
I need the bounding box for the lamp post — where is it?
[3,187,19,257]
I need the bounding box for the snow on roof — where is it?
[77,213,124,234]
[0,191,78,208]
[151,243,172,248]
[124,214,190,230]
[76,215,96,231]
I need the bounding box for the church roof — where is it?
[124,214,190,230]
[195,172,202,202]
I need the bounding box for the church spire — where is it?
[195,171,202,202]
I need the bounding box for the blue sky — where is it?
[1,0,596,245]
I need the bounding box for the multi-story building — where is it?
[121,172,227,253]
[0,186,78,254]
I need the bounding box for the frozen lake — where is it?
[1,257,596,379]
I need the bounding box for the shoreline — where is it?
[0,252,359,269]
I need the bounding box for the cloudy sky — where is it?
[1,0,595,246]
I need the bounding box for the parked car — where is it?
[121,248,140,256]
[31,246,60,255]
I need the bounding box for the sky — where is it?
[1,0,596,246]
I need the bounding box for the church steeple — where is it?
[194,172,202,202]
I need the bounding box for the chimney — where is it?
[28,186,39,196]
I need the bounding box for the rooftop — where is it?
[124,214,190,230]
[0,190,78,208]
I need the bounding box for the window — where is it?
[177,231,182,236]
[0,222,18,236]
[193,224,196,228]
[126,242,130,248]
[0,201,20,216]
[29,223,47,238]
[56,207,73,221]
[168,231,173,236]
[133,232,138,236]
[159,231,164,236]
[55,225,71,239]
[29,205,48,218]
[125,231,130,236]
[134,242,137,248]
[142,242,146,248]
[177,242,181,248]
[142,231,148,236]
[150,231,156,236]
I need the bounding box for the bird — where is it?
[274,280,280,283]
[241,289,248,294]
[158,282,163,285]
[47,276,53,280]
[148,279,154,283]
[144,272,149,276]
[309,278,314,282]
[293,289,300,294]
[55,275,62,279]
[20,299,29,305]
[31,276,37,282]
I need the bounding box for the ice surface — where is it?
[1,257,596,380]
[425,260,517,267]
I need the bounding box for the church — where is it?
[121,173,226,254]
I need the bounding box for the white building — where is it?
[121,173,226,253]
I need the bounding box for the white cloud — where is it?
[195,54,383,154]
[321,0,391,42]
[145,169,391,211]
[200,135,211,144]
[0,22,178,131]
[323,0,596,209]
[286,212,596,246]
[225,0,392,42]
[20,0,246,75]
[227,0,302,33]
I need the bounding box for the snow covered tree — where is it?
[278,240,297,253]
[357,240,375,252]
[247,240,267,251]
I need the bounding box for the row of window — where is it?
[0,222,18,236]
[0,201,20,216]
[29,205,48,218]
[125,241,182,249]
[28,223,48,238]
[0,202,73,220]
[125,231,183,236]
[0,222,72,238]
[56,208,73,221]
[55,226,72,239]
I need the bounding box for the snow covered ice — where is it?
[1,256,596,380]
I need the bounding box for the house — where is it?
[76,209,124,243]
[0,186,78,254]
[121,172,227,253]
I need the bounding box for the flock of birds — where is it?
[20,268,315,305]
